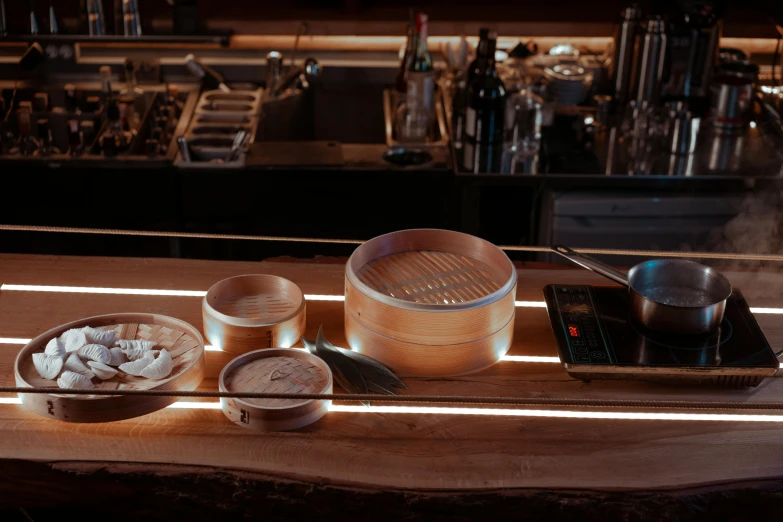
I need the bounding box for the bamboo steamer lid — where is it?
[202,274,306,354]
[344,229,517,376]
[219,348,332,431]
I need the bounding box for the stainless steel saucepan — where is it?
[552,245,732,335]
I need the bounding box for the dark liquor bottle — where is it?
[466,28,491,87]
[406,13,435,112]
[395,19,416,93]
[463,35,506,173]
[65,84,81,114]
[68,119,83,156]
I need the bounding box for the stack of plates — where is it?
[544,63,593,106]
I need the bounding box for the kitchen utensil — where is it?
[609,5,642,107]
[345,229,517,376]
[632,16,667,105]
[662,4,720,99]
[710,73,753,131]
[202,274,306,354]
[552,245,731,335]
[544,285,778,387]
[219,348,332,431]
[177,136,191,162]
[14,313,206,422]
[665,102,700,154]
[544,63,593,105]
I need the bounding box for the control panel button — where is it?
[590,351,606,359]
[572,338,584,346]
[574,346,588,354]
[574,355,591,363]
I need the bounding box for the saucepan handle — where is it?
[551,245,630,287]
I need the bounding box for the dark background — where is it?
[2,1,782,36]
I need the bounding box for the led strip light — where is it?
[1,284,782,420]
[0,284,781,314]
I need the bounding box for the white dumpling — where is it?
[140,349,173,379]
[119,352,154,376]
[81,326,117,347]
[59,329,87,353]
[77,343,111,364]
[32,353,64,380]
[57,370,94,390]
[122,347,158,361]
[63,352,95,379]
[88,361,118,380]
[108,347,126,366]
[44,337,66,359]
[116,339,157,352]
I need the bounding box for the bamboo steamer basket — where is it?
[344,229,517,376]
[219,348,332,431]
[202,274,306,354]
[14,313,206,423]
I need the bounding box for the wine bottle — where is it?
[406,13,435,113]
[395,20,415,93]
[463,35,506,173]
[466,28,491,87]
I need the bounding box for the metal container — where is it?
[666,103,701,154]
[553,245,732,335]
[662,5,721,100]
[710,74,753,130]
[632,16,667,105]
[609,5,642,107]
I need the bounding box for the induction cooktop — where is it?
[544,285,780,388]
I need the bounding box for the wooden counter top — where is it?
[1,254,782,518]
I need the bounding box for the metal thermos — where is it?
[710,74,753,131]
[609,5,642,107]
[632,16,667,105]
[666,102,700,155]
[662,4,720,100]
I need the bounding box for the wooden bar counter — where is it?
[1,254,782,520]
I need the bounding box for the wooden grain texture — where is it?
[0,254,782,493]
[219,348,332,431]
[345,229,517,375]
[202,274,306,354]
[14,314,206,423]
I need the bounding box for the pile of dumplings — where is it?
[32,326,173,390]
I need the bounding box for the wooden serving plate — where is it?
[14,313,206,423]
[203,275,306,354]
[219,348,332,431]
[345,229,517,376]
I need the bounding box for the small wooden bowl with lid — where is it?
[219,348,332,431]
[202,275,306,354]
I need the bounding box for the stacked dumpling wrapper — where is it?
[32,326,173,390]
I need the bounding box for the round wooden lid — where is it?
[222,352,329,408]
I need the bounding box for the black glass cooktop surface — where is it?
[543,285,778,385]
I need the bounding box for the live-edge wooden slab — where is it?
[1,254,783,519]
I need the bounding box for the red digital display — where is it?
[568,324,580,337]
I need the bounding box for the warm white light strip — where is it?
[0,284,206,297]
[501,355,561,363]
[166,401,222,409]
[304,294,345,301]
[328,404,783,422]
[0,338,31,344]
[0,398,22,405]
[515,301,548,308]
[3,284,782,314]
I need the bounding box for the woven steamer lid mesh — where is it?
[357,250,507,305]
